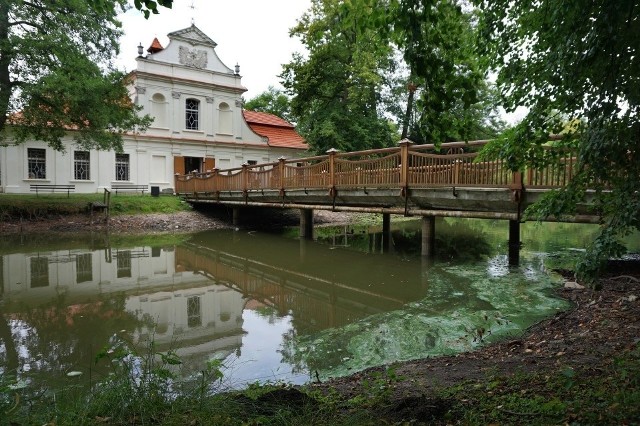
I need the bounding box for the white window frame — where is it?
[115,153,130,181]
[74,151,90,180]
[185,98,200,130]
[27,148,46,179]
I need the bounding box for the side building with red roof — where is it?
[0,25,307,194]
[242,110,307,151]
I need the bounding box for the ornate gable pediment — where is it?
[142,24,235,74]
[167,24,217,48]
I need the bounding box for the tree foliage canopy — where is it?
[282,0,501,154]
[88,0,173,18]
[474,0,640,279]
[281,0,397,153]
[243,86,293,122]
[0,0,152,152]
[390,0,487,143]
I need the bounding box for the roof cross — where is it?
[190,0,196,25]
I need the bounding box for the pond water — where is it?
[1,218,638,392]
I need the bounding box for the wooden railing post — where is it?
[398,139,413,191]
[278,157,286,193]
[190,171,197,194]
[453,159,460,185]
[212,168,219,193]
[327,148,338,188]
[326,148,339,198]
[510,171,523,190]
[242,163,248,193]
[510,170,523,205]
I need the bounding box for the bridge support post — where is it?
[421,216,435,258]
[299,238,309,262]
[421,256,433,291]
[508,220,521,265]
[382,213,391,253]
[300,208,314,240]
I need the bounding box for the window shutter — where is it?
[174,156,185,175]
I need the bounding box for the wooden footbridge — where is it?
[176,140,595,263]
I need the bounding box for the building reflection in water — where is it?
[0,245,247,384]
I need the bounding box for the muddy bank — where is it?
[0,207,357,235]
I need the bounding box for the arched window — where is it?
[218,102,232,134]
[185,98,200,130]
[150,93,168,128]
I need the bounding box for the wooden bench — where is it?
[89,188,111,224]
[30,184,75,197]
[111,184,148,194]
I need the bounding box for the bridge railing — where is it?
[284,155,330,189]
[525,147,578,188]
[174,139,578,195]
[334,147,401,188]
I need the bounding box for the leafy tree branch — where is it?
[474,0,640,280]
[0,0,153,151]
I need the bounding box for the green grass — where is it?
[0,193,191,220]
[0,337,379,425]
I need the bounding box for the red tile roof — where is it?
[243,110,308,150]
[147,37,164,53]
[243,110,293,128]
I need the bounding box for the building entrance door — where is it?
[184,157,202,174]
[173,156,215,175]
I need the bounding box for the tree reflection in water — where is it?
[0,294,149,394]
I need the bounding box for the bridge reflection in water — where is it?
[177,230,430,334]
[179,229,568,382]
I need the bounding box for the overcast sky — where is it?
[116,0,311,100]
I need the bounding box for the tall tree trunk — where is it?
[401,81,416,139]
[0,1,12,135]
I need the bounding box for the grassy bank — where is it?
[2,340,638,425]
[438,344,640,424]
[0,193,191,220]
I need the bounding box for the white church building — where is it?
[0,25,308,194]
